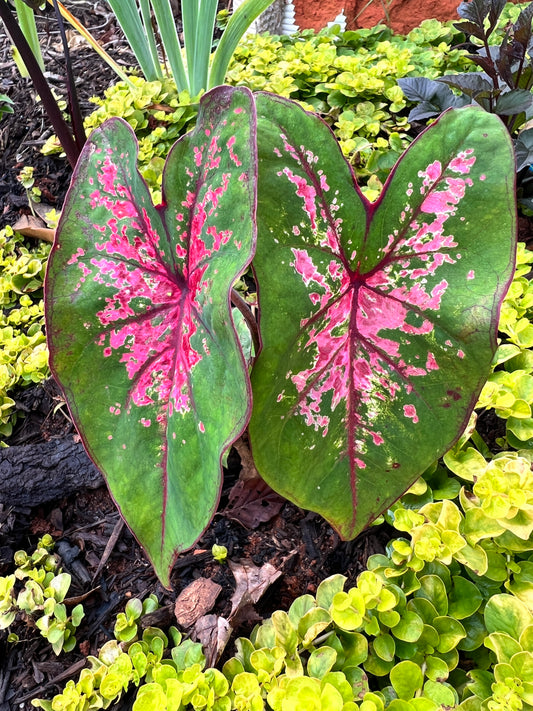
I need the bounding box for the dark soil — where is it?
[0,4,389,708]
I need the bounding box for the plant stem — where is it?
[51,0,85,153]
[231,288,260,357]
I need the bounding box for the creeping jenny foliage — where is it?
[29,239,533,710]
[227,20,471,186]
[46,86,257,585]
[28,442,533,710]
[0,226,50,439]
[42,19,473,205]
[250,98,515,540]
[46,84,516,585]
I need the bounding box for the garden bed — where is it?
[0,5,388,707]
[2,2,533,710]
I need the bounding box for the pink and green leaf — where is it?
[46,86,256,585]
[249,96,516,539]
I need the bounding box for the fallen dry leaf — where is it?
[229,559,282,621]
[12,215,54,243]
[192,614,232,667]
[232,436,259,481]
[174,577,222,628]
[225,477,285,529]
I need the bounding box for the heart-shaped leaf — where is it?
[46,86,256,585]
[249,95,515,540]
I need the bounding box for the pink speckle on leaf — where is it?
[403,404,419,423]
[426,352,439,371]
[67,247,85,265]
[449,151,476,174]
[283,168,318,230]
[98,157,118,194]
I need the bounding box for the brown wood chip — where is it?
[174,577,222,628]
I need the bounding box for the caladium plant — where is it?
[249,93,516,541]
[46,86,257,585]
[46,85,516,585]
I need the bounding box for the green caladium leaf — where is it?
[46,86,256,585]
[250,94,515,540]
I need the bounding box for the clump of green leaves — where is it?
[0,226,50,439]
[1,535,84,655]
[398,0,533,212]
[228,21,470,192]
[43,76,199,206]
[17,166,42,214]
[469,244,533,449]
[32,489,533,710]
[51,19,472,201]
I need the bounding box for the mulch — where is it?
[0,3,389,709]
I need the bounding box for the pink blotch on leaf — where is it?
[449,152,476,174]
[420,178,466,215]
[426,352,439,371]
[419,160,442,188]
[112,201,137,220]
[227,136,242,167]
[98,157,118,194]
[291,249,327,288]
[67,247,85,265]
[283,168,317,230]
[403,404,419,423]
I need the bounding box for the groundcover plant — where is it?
[45,85,516,585]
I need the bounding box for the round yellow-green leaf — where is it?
[390,660,424,700]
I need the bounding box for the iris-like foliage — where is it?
[46,86,515,584]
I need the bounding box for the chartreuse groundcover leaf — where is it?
[249,94,516,541]
[45,86,256,585]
